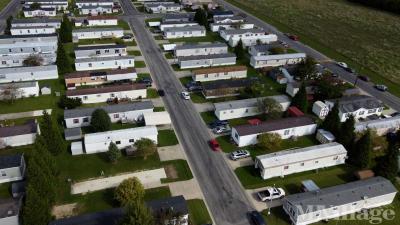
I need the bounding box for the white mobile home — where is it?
[75,56,134,71]
[23,0,68,10]
[210,22,254,32]
[84,126,158,154]
[0,34,58,56]
[0,65,58,83]
[325,95,384,122]
[214,95,290,121]
[144,2,182,13]
[283,177,397,225]
[72,27,124,41]
[10,26,56,35]
[23,8,56,17]
[213,15,245,24]
[229,34,278,47]
[66,83,147,104]
[64,68,137,89]
[162,13,195,23]
[355,116,400,135]
[255,142,347,180]
[0,81,39,99]
[11,18,61,28]
[74,44,127,59]
[79,5,113,15]
[0,154,26,184]
[192,65,247,82]
[220,28,265,42]
[250,53,306,68]
[174,43,228,57]
[0,120,39,149]
[178,53,236,69]
[0,53,57,68]
[231,116,317,147]
[163,25,206,39]
[74,16,118,27]
[159,21,199,31]
[64,101,154,128]
[75,0,114,8]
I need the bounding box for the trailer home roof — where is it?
[192,65,247,75]
[64,68,136,79]
[66,83,146,96]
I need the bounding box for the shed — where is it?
[162,44,176,51]
[287,106,304,117]
[41,86,51,95]
[316,129,335,144]
[64,128,82,141]
[312,100,329,119]
[71,141,84,155]
[354,170,375,180]
[301,180,319,192]
[143,111,172,126]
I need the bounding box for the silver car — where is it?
[230,150,250,160]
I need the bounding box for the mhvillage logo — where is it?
[297,205,395,224]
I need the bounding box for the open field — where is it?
[227,0,400,96]
[0,0,11,11]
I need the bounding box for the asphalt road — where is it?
[0,0,20,33]
[119,0,254,225]
[216,0,400,112]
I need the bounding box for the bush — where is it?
[90,109,111,132]
[58,95,82,109]
[114,177,145,206]
[135,138,157,159]
[257,133,282,151]
[107,142,121,163]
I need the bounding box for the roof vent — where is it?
[7,210,13,215]
[362,196,369,200]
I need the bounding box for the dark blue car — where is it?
[248,211,266,225]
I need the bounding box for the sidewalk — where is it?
[0,109,52,120]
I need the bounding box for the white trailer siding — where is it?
[229,34,278,47]
[178,53,236,69]
[210,23,254,32]
[72,28,124,41]
[75,56,134,71]
[79,5,113,15]
[0,34,58,55]
[0,81,39,99]
[0,65,58,83]
[74,18,118,27]
[23,8,56,18]
[84,126,158,154]
[250,53,306,68]
[192,66,247,82]
[11,18,61,28]
[74,45,127,59]
[23,0,69,10]
[75,0,114,8]
[160,22,199,31]
[255,142,347,180]
[174,43,228,57]
[0,53,56,68]
[10,26,56,35]
[163,26,206,39]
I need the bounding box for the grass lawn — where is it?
[154,106,165,112]
[235,164,355,190]
[137,73,151,80]
[200,111,216,125]
[76,38,119,46]
[187,199,213,225]
[226,0,400,97]
[118,20,131,30]
[144,18,162,24]
[190,92,208,104]
[0,94,58,114]
[154,35,164,40]
[128,50,141,56]
[147,88,159,98]
[165,52,174,59]
[179,76,192,86]
[135,61,146,68]
[216,135,318,156]
[161,159,193,183]
[0,0,11,11]
[0,183,11,199]
[168,32,224,43]
[158,129,179,147]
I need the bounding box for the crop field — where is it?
[227,0,400,88]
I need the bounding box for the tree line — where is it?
[348,0,400,14]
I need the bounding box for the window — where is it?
[1,171,5,177]
[114,114,119,118]
[245,109,249,113]
[83,117,89,122]
[88,63,92,67]
[300,162,304,166]
[378,108,382,112]
[129,139,134,143]
[359,111,365,115]
[105,50,110,53]
[116,141,121,145]
[96,94,101,97]
[368,109,376,113]
[73,119,79,124]
[333,156,338,160]
[96,50,101,55]
[284,129,290,135]
[115,49,120,53]
[284,165,289,170]
[235,133,239,139]
[1,61,6,65]
[110,93,115,97]
[315,161,319,164]
[83,96,88,100]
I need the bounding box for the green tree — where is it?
[107,142,121,163]
[56,39,72,75]
[23,185,52,225]
[337,115,356,163]
[257,133,282,151]
[234,40,245,59]
[355,130,373,169]
[23,55,44,66]
[296,56,317,80]
[114,177,145,206]
[90,109,111,132]
[375,141,399,182]
[5,16,13,35]
[30,2,41,10]
[269,47,285,55]
[120,200,154,225]
[40,111,66,155]
[315,74,344,100]
[194,8,208,28]
[135,138,157,159]
[257,97,283,120]
[321,101,341,136]
[60,14,72,43]
[58,95,82,109]
[291,82,308,112]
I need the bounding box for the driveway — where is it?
[71,168,167,194]
[158,145,186,161]
[245,187,283,211]
[168,179,204,200]
[225,155,255,170]
[194,103,214,113]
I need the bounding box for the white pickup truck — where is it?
[257,187,285,201]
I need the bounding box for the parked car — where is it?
[345,67,356,74]
[121,34,133,40]
[158,89,165,96]
[279,40,289,48]
[230,150,250,161]
[209,139,221,151]
[185,81,203,92]
[212,125,230,134]
[375,84,388,92]
[248,211,266,225]
[336,62,348,69]
[138,77,152,87]
[286,33,299,41]
[181,91,190,100]
[208,120,228,129]
[391,112,400,117]
[357,75,370,82]
[257,187,285,201]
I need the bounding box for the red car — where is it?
[209,139,221,151]
[287,33,299,41]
